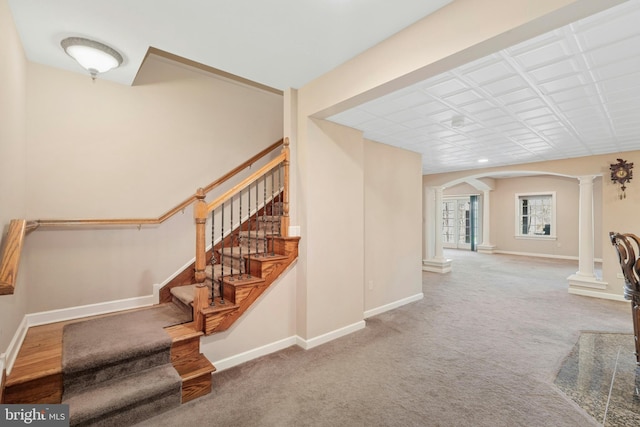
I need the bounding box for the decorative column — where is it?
[477,189,496,254]
[423,186,435,261]
[568,175,607,292]
[423,186,452,273]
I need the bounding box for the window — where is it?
[515,192,556,238]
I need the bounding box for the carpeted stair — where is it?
[61,304,191,426]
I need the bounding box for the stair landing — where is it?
[2,305,213,405]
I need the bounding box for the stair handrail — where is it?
[0,138,284,295]
[0,220,32,295]
[33,139,284,227]
[193,138,290,285]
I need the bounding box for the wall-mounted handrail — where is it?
[35,139,284,227]
[0,138,283,295]
[0,220,33,295]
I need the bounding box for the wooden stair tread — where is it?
[164,323,203,342]
[200,298,239,316]
[221,274,266,287]
[249,253,289,262]
[173,354,216,381]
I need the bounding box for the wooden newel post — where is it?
[281,137,290,238]
[194,188,207,284]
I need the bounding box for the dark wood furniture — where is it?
[609,232,640,364]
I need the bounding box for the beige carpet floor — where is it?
[137,250,633,427]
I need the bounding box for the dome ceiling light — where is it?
[60,37,123,80]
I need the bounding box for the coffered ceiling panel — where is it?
[328,0,640,174]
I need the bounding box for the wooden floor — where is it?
[7,316,98,391]
[2,305,207,404]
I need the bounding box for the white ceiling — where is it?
[8,0,640,176]
[328,0,640,174]
[7,0,453,89]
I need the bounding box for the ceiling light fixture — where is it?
[60,37,123,80]
[451,115,465,128]
[478,158,489,163]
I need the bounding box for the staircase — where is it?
[1,138,299,426]
[169,203,298,335]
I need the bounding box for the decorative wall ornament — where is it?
[610,158,633,199]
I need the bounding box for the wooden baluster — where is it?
[270,168,275,255]
[255,179,259,260]
[263,173,267,256]
[220,202,225,304]
[247,183,251,278]
[194,188,207,284]
[210,209,215,307]
[278,162,283,236]
[193,284,208,332]
[229,194,234,282]
[239,188,243,279]
[193,188,208,332]
[281,137,290,238]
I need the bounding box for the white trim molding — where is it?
[3,316,28,376]
[494,250,603,263]
[1,351,7,387]
[206,320,367,371]
[422,258,452,273]
[26,295,154,327]
[477,244,496,254]
[568,287,626,302]
[364,293,423,319]
[296,320,366,350]
[206,336,298,372]
[567,274,608,290]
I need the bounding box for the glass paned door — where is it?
[442,198,473,250]
[442,201,456,245]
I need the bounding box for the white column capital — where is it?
[577,175,596,185]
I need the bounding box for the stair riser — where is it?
[220,257,245,273]
[2,373,62,404]
[181,375,212,403]
[238,237,268,251]
[171,337,201,364]
[64,351,171,397]
[75,386,181,427]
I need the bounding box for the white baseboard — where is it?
[3,294,154,375]
[493,250,603,263]
[364,293,424,319]
[1,349,7,389]
[3,316,28,376]
[296,320,366,350]
[26,295,154,328]
[206,336,298,372]
[568,287,627,302]
[206,320,367,372]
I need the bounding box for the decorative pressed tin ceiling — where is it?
[328,0,640,174]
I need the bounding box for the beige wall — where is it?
[292,0,625,342]
[3,0,630,360]
[22,54,284,314]
[491,175,580,257]
[303,119,365,338]
[424,151,637,297]
[364,140,423,311]
[0,0,28,353]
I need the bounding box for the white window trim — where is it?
[514,191,557,240]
